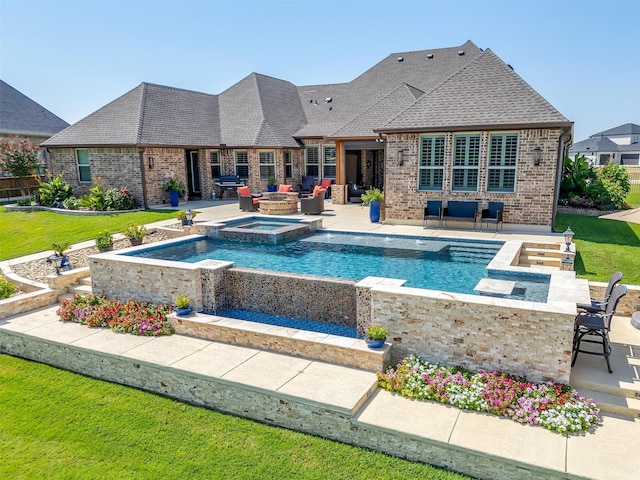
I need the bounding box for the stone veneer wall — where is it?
[383,128,563,227]
[221,268,357,326]
[589,282,640,317]
[367,286,575,384]
[0,333,563,480]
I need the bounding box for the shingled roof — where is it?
[0,80,69,137]
[378,49,570,133]
[44,83,219,147]
[43,41,570,148]
[590,123,640,138]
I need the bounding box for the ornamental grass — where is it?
[378,355,601,434]
[58,293,174,336]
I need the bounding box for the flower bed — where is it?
[58,293,174,336]
[377,356,600,434]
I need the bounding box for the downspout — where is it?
[138,147,149,209]
[551,127,572,232]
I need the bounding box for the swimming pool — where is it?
[127,231,550,301]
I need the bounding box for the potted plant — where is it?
[361,188,384,223]
[163,177,186,207]
[176,209,197,226]
[267,177,277,192]
[364,323,388,349]
[123,223,146,246]
[174,294,192,316]
[47,241,71,274]
[95,230,113,252]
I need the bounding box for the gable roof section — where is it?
[44,83,220,147]
[219,73,305,147]
[591,123,640,137]
[0,80,69,137]
[379,49,571,132]
[330,83,424,139]
[43,84,145,146]
[295,40,483,138]
[138,83,220,146]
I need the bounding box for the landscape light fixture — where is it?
[47,253,64,275]
[563,226,574,252]
[533,147,542,165]
[185,209,193,226]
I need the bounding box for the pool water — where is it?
[128,231,550,301]
[236,221,299,231]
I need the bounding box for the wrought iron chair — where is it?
[576,272,623,314]
[571,283,627,373]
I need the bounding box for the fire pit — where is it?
[259,191,299,215]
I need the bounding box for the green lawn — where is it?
[0,355,470,480]
[0,207,178,260]
[626,193,640,208]
[555,213,640,284]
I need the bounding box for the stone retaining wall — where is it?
[0,331,564,480]
[368,285,575,383]
[589,281,640,317]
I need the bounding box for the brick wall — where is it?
[49,147,144,202]
[383,128,563,227]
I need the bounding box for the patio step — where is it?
[80,276,92,286]
[520,246,564,258]
[575,388,640,420]
[68,284,92,296]
[518,255,561,267]
[169,312,390,372]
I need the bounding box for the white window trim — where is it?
[417,134,446,191]
[486,132,519,193]
[75,148,91,183]
[451,133,481,192]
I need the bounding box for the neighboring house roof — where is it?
[43,40,570,148]
[44,83,220,147]
[570,136,620,153]
[591,123,640,137]
[378,49,570,132]
[0,79,69,137]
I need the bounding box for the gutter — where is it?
[551,127,573,232]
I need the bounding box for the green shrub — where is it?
[175,295,191,309]
[94,230,113,250]
[62,196,80,210]
[0,276,17,299]
[365,323,388,340]
[361,187,384,205]
[38,175,73,207]
[104,187,138,210]
[122,223,146,240]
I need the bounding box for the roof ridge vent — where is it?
[457,50,465,56]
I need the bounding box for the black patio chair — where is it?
[571,283,627,373]
[423,200,442,228]
[480,201,504,231]
[577,271,623,314]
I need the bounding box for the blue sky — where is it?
[1,0,638,141]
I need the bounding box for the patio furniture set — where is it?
[423,200,504,231]
[238,177,330,215]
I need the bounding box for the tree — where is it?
[0,137,42,197]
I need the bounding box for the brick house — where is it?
[42,40,572,230]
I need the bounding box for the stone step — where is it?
[576,388,640,420]
[68,284,92,296]
[520,247,564,258]
[518,255,561,267]
[169,312,390,372]
[521,242,563,250]
[80,277,92,286]
[57,293,74,303]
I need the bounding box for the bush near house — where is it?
[559,155,631,209]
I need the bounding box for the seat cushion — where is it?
[312,185,324,197]
[237,186,250,196]
[278,184,292,192]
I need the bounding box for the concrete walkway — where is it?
[1,305,638,480]
[600,207,640,225]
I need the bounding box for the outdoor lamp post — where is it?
[563,226,574,252]
[47,253,64,275]
[185,209,193,226]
